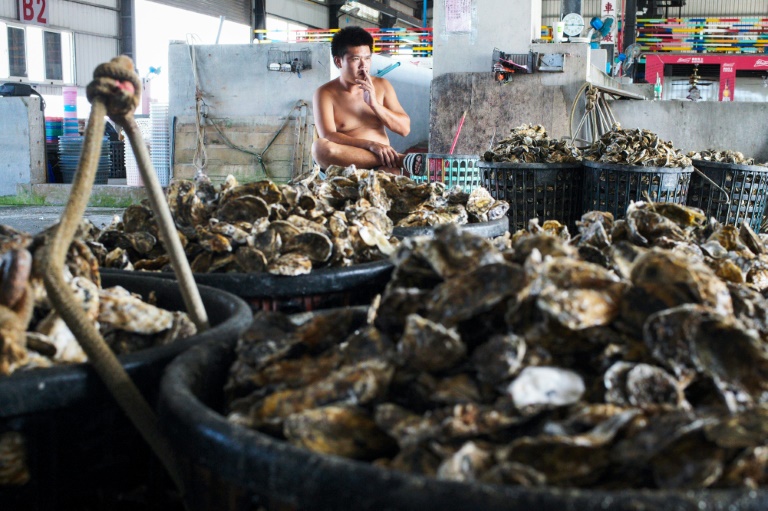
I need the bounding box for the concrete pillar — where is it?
[433,0,542,78]
[623,0,638,51]
[118,0,135,61]
[254,0,267,39]
[561,0,581,17]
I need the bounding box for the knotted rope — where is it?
[43,55,207,498]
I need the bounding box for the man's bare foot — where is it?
[402,153,425,177]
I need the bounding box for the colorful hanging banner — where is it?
[637,17,768,54]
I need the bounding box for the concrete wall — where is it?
[429,43,609,153]
[433,0,542,78]
[168,41,431,183]
[429,77,768,163]
[609,100,768,162]
[0,97,45,196]
[373,55,432,152]
[169,42,332,183]
[430,72,569,155]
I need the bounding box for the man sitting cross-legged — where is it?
[311,26,423,177]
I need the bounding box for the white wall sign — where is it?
[445,0,471,33]
[18,0,49,26]
[600,0,618,46]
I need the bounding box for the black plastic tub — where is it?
[158,310,768,511]
[103,259,394,314]
[687,159,768,232]
[582,160,693,219]
[393,216,509,239]
[0,272,252,511]
[479,161,583,232]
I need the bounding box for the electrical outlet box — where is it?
[537,53,565,72]
[0,83,34,96]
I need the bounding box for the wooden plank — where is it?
[174,162,292,184]
[173,116,315,183]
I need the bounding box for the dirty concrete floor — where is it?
[0,206,124,234]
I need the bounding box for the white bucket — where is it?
[553,22,565,43]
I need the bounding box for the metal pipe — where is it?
[215,15,225,44]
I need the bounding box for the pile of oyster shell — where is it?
[483,124,581,164]
[93,167,508,275]
[226,202,768,490]
[687,149,756,166]
[0,223,196,377]
[584,125,692,168]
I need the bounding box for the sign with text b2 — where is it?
[18,0,48,26]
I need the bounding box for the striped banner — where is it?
[637,17,768,54]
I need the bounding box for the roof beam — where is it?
[355,0,422,27]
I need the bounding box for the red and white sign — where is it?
[647,53,768,101]
[675,57,705,64]
[18,0,48,26]
[600,0,618,46]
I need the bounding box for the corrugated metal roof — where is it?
[150,0,251,26]
[75,32,119,86]
[0,3,16,18]
[48,2,119,36]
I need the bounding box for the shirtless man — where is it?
[312,26,417,176]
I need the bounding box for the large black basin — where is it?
[103,259,394,313]
[393,216,509,239]
[158,308,768,511]
[0,272,252,510]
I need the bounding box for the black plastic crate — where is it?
[582,160,692,219]
[410,154,482,192]
[109,140,126,178]
[62,169,109,185]
[479,161,583,232]
[687,159,768,232]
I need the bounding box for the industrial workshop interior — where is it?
[3,0,768,510]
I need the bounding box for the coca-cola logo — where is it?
[755,59,768,67]
[676,57,692,63]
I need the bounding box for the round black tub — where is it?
[582,160,693,219]
[0,272,252,510]
[158,311,768,511]
[479,161,583,232]
[103,259,394,313]
[687,159,768,232]
[393,216,509,239]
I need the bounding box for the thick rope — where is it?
[569,82,591,148]
[122,117,210,331]
[43,55,193,498]
[187,37,208,177]
[570,83,616,149]
[89,57,209,330]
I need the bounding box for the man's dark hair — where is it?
[331,26,374,59]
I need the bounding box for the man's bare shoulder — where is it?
[371,76,393,88]
[317,78,343,95]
